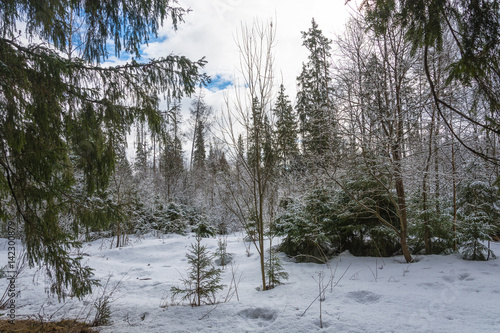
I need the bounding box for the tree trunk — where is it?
[422,105,437,254]
[197,238,201,306]
[392,45,413,263]
[452,129,458,252]
[399,228,413,263]
[422,188,430,254]
[395,175,413,263]
[256,117,267,291]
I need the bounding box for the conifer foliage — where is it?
[265,247,289,289]
[0,0,207,299]
[171,235,223,306]
[214,236,232,269]
[273,84,299,172]
[296,19,336,158]
[457,164,499,260]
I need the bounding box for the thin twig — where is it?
[301,263,351,317]
[198,302,220,320]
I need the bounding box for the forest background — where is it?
[0,0,499,299]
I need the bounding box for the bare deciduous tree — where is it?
[217,19,277,291]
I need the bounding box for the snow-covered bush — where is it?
[134,199,209,236]
[192,221,216,238]
[408,194,455,254]
[336,176,401,256]
[273,194,334,262]
[458,211,497,260]
[274,178,400,261]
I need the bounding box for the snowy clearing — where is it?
[1,235,499,332]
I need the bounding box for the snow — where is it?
[1,235,500,332]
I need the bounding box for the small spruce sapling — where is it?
[457,173,499,260]
[91,274,125,327]
[215,236,232,269]
[171,234,223,306]
[265,247,289,289]
[458,212,497,261]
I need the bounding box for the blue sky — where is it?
[207,75,233,92]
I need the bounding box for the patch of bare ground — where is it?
[0,319,98,333]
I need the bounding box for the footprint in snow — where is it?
[458,273,474,281]
[238,307,278,322]
[417,282,441,290]
[346,290,382,304]
[442,275,456,283]
[443,273,474,283]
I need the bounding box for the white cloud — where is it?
[132,0,355,163]
[143,0,351,104]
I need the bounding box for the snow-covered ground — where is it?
[1,234,499,332]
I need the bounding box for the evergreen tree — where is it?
[457,163,499,260]
[296,18,337,157]
[262,114,276,174]
[171,235,223,306]
[109,147,136,248]
[273,84,299,171]
[207,141,229,176]
[193,120,206,172]
[161,134,184,201]
[0,0,206,299]
[189,92,212,171]
[247,98,276,174]
[214,236,232,269]
[134,123,149,176]
[236,134,245,174]
[265,247,289,289]
[458,210,497,261]
[247,98,263,169]
[161,100,185,201]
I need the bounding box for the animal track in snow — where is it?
[458,273,474,281]
[443,272,474,283]
[346,290,382,304]
[238,307,278,322]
